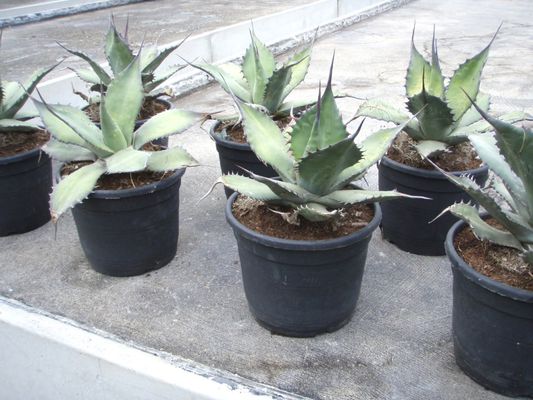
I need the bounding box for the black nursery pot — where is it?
[71,169,185,277]
[226,193,382,337]
[378,156,488,256]
[0,147,52,236]
[210,121,276,198]
[445,220,533,398]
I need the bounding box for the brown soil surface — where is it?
[232,195,374,240]
[454,219,533,291]
[216,116,295,144]
[61,143,172,191]
[0,129,49,157]
[387,132,482,172]
[85,97,168,123]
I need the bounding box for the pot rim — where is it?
[209,120,252,151]
[381,155,488,179]
[87,168,185,200]
[225,192,382,251]
[0,128,48,166]
[445,217,533,302]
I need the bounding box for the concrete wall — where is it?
[0,298,306,400]
[35,0,411,106]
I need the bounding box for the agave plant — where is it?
[435,105,533,265]
[0,63,58,134]
[63,18,185,100]
[34,54,204,222]
[356,26,526,158]
[214,62,421,223]
[193,30,313,120]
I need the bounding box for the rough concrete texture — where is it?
[0,1,146,28]
[1,0,311,82]
[1,0,533,399]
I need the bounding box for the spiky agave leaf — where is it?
[239,102,296,182]
[146,146,198,171]
[280,44,312,101]
[444,202,523,250]
[219,59,423,223]
[33,99,112,158]
[43,140,96,162]
[468,98,533,225]
[358,26,501,159]
[297,133,363,196]
[50,161,107,222]
[332,119,415,190]
[220,173,281,202]
[59,42,111,86]
[405,25,445,99]
[105,147,149,174]
[133,108,206,149]
[100,53,144,146]
[0,61,60,119]
[432,161,533,245]
[194,62,252,103]
[290,59,346,159]
[192,31,312,116]
[469,133,527,215]
[105,19,134,76]
[0,119,39,132]
[445,25,500,122]
[242,32,270,104]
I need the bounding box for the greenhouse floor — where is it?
[1,0,532,399]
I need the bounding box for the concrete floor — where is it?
[1,0,533,399]
[0,0,311,81]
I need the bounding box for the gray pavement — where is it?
[1,0,311,82]
[1,0,533,399]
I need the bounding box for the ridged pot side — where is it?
[210,121,277,198]
[445,219,533,398]
[378,156,488,256]
[0,147,52,236]
[72,169,185,277]
[226,193,382,337]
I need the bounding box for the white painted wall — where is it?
[35,0,411,106]
[0,298,305,400]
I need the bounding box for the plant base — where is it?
[210,122,276,198]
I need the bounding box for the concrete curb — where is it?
[0,297,310,400]
[36,0,412,107]
[0,0,145,28]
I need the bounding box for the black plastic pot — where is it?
[445,219,533,398]
[210,121,276,198]
[378,156,488,256]
[71,169,184,277]
[0,147,52,236]
[226,193,382,337]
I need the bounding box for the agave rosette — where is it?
[194,30,314,119]
[63,19,185,99]
[356,26,527,158]
[35,54,205,222]
[216,61,423,223]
